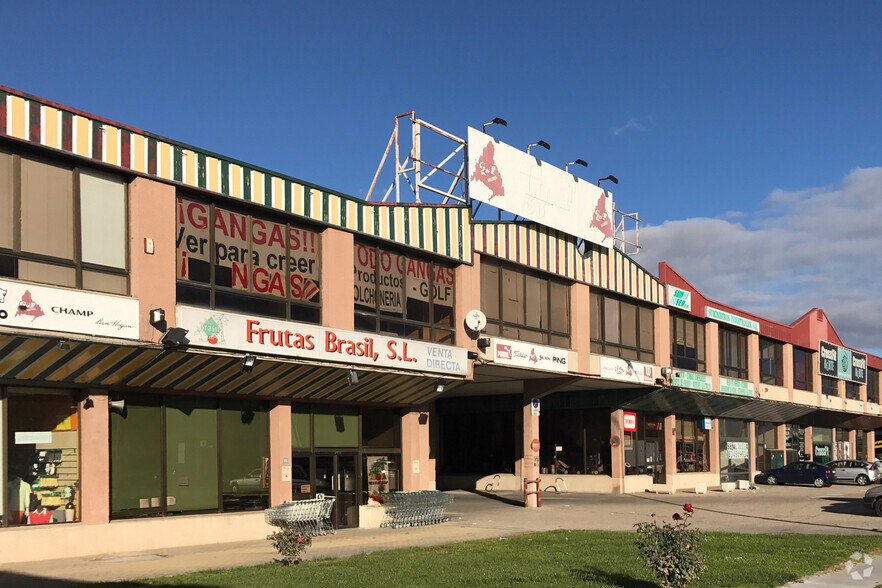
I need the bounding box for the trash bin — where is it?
[652,464,665,484]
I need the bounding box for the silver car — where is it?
[826,460,877,485]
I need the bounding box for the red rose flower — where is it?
[298,538,303,543]
[673,513,682,520]
[683,504,693,513]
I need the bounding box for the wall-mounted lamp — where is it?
[482,117,508,133]
[82,397,94,409]
[467,350,479,360]
[527,140,550,155]
[159,327,189,347]
[661,367,674,377]
[477,337,491,351]
[435,379,446,394]
[597,175,619,187]
[149,308,166,329]
[109,399,126,414]
[347,369,359,387]
[565,159,587,173]
[57,339,70,351]
[241,354,257,373]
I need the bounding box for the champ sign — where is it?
[467,128,614,248]
[178,306,467,377]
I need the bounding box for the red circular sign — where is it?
[610,435,621,447]
[531,438,540,453]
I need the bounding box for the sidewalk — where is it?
[1,487,880,586]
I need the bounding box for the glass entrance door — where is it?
[315,454,358,529]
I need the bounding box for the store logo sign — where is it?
[623,412,637,432]
[496,344,512,360]
[705,306,759,332]
[666,285,692,312]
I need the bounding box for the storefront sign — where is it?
[490,337,569,373]
[665,285,692,312]
[670,369,713,391]
[600,357,654,384]
[726,441,749,460]
[701,417,713,430]
[178,306,468,376]
[366,456,389,502]
[0,279,139,340]
[704,307,759,332]
[15,431,52,444]
[818,340,867,385]
[623,412,637,432]
[531,398,540,416]
[720,377,755,397]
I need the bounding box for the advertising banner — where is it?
[600,357,655,384]
[0,279,139,340]
[178,306,468,376]
[490,337,570,373]
[665,285,692,312]
[366,456,389,502]
[704,307,759,332]
[670,369,713,391]
[720,377,754,397]
[818,339,867,384]
[467,128,614,248]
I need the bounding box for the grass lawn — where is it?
[109,530,882,587]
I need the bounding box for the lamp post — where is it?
[482,117,507,133]
[527,140,550,155]
[597,175,619,187]
[565,159,587,173]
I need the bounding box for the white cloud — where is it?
[633,167,882,355]
[611,117,647,136]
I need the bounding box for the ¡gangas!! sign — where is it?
[178,306,468,376]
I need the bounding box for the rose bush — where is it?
[634,504,705,587]
[269,526,314,565]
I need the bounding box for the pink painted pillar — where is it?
[706,322,720,392]
[747,421,757,482]
[663,414,677,485]
[321,228,355,330]
[654,306,670,368]
[521,393,540,508]
[783,344,794,402]
[80,393,109,524]
[269,402,292,506]
[401,406,435,491]
[747,334,760,390]
[610,409,625,494]
[868,431,876,462]
[571,283,591,374]
[776,424,788,464]
[709,418,721,474]
[455,256,482,378]
[804,426,814,461]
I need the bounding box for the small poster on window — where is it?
[366,456,389,503]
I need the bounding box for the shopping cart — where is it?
[380,490,454,528]
[264,496,336,536]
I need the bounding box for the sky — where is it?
[3,1,881,353]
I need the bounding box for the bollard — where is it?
[524,478,542,508]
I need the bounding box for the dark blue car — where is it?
[754,461,836,487]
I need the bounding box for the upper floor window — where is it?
[718,327,748,380]
[0,149,128,294]
[868,369,879,404]
[176,196,321,323]
[671,314,705,372]
[354,242,455,344]
[845,380,861,400]
[821,376,838,396]
[760,338,784,386]
[481,257,569,348]
[793,347,813,391]
[590,291,654,362]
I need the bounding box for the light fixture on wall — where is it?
[149,308,166,330]
[597,175,619,187]
[159,327,189,347]
[482,117,508,133]
[527,140,550,155]
[57,339,70,351]
[435,379,446,394]
[347,369,359,387]
[241,354,257,373]
[565,159,587,173]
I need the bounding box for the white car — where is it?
[826,460,876,485]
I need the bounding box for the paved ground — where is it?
[2,483,882,586]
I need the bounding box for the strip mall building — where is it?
[1,85,880,563]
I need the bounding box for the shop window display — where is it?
[812,427,833,463]
[784,423,805,464]
[676,417,709,472]
[624,413,664,476]
[5,390,79,526]
[719,418,750,482]
[538,410,611,476]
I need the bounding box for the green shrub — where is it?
[268,527,313,565]
[634,504,705,587]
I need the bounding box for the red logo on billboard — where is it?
[496,344,512,360]
[529,348,538,363]
[623,411,637,432]
[470,141,505,200]
[15,290,44,321]
[589,193,613,242]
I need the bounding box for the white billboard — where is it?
[467,127,615,248]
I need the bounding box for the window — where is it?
[821,376,838,396]
[539,409,611,476]
[755,421,780,471]
[868,370,880,404]
[590,291,654,362]
[624,413,664,475]
[718,327,748,380]
[481,257,569,347]
[354,242,455,343]
[0,150,128,294]
[845,381,861,400]
[676,417,709,472]
[110,394,268,518]
[671,314,705,372]
[784,423,805,464]
[759,338,784,385]
[176,196,321,323]
[793,348,813,391]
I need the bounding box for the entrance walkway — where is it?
[1,485,881,586]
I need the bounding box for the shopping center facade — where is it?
[1,85,880,563]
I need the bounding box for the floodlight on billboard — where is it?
[467,128,615,248]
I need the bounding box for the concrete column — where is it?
[663,414,677,485]
[805,426,814,461]
[776,424,787,464]
[322,229,354,330]
[748,334,760,389]
[849,430,857,460]
[401,406,434,491]
[455,255,481,378]
[837,379,846,399]
[811,353,822,404]
[706,322,720,392]
[80,393,110,524]
[571,282,592,374]
[783,344,794,401]
[868,431,876,462]
[709,418,721,474]
[128,177,176,343]
[747,421,757,482]
[521,393,540,508]
[610,409,625,494]
[654,306,670,369]
[269,402,292,506]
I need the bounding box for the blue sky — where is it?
[4,1,881,352]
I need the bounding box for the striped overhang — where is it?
[0,87,471,264]
[472,221,665,305]
[0,333,457,405]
